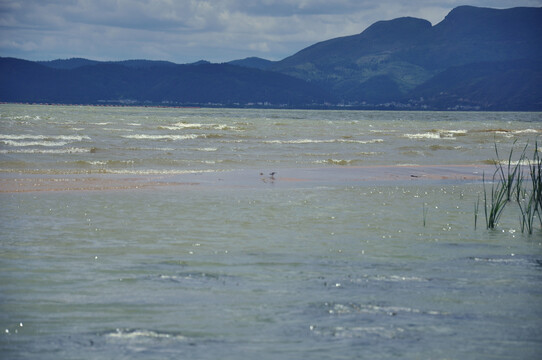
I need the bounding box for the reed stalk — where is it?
[474,195,480,230]
[483,170,508,229]
[423,203,428,227]
[493,140,527,202]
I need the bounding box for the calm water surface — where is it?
[1,105,541,359]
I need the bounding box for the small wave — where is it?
[0,134,90,141]
[122,134,199,141]
[0,147,92,154]
[471,256,536,265]
[72,159,138,167]
[310,325,405,340]
[512,129,540,134]
[339,139,384,144]
[1,140,69,147]
[446,130,468,135]
[105,328,186,341]
[157,272,221,283]
[264,138,383,144]
[314,159,363,166]
[159,122,238,131]
[323,302,443,317]
[195,147,218,152]
[125,147,175,152]
[404,132,459,140]
[86,161,108,166]
[473,128,541,134]
[370,275,429,282]
[484,159,534,166]
[405,129,467,140]
[10,115,41,121]
[213,124,237,130]
[159,124,201,130]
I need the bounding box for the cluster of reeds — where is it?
[481,141,542,234]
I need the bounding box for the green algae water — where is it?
[1,105,541,359]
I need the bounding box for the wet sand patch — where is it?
[0,165,494,193]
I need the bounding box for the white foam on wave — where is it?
[264,138,384,144]
[159,122,238,131]
[10,115,41,121]
[122,134,200,141]
[404,130,466,140]
[513,129,541,134]
[106,328,186,341]
[326,302,444,317]
[341,139,384,144]
[1,140,69,147]
[0,134,90,141]
[310,324,405,340]
[313,159,362,166]
[162,122,204,129]
[472,256,532,265]
[0,147,92,154]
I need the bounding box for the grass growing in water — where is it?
[518,141,542,234]
[493,140,527,202]
[482,141,542,234]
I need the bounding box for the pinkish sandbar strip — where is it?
[0,165,493,193]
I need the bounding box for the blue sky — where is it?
[1,0,541,63]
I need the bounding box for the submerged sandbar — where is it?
[0,165,493,193]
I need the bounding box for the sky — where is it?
[1,0,541,64]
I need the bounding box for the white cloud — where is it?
[0,0,540,62]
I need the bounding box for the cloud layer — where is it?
[1,0,540,63]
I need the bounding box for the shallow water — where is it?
[1,105,542,359]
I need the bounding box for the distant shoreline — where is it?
[2,102,541,112]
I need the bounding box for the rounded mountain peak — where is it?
[360,17,432,42]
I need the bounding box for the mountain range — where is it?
[1,5,541,110]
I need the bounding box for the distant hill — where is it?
[228,57,275,70]
[37,58,101,70]
[271,6,542,109]
[2,6,542,110]
[0,57,333,106]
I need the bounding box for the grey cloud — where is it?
[0,0,540,63]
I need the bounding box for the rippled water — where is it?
[1,105,541,359]
[1,105,541,174]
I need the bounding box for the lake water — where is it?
[1,105,541,359]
